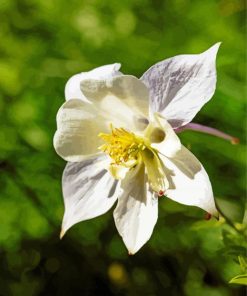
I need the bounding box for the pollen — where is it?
[98,125,167,193]
[98,125,146,168]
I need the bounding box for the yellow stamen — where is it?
[98,125,167,192]
[98,126,145,168]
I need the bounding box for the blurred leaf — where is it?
[229,274,247,286]
[220,227,247,271]
[217,197,245,223]
[238,255,247,272]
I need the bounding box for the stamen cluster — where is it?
[98,127,145,167]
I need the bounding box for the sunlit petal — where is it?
[146,113,182,158]
[114,165,158,254]
[61,154,120,237]
[141,149,168,192]
[80,75,150,131]
[161,146,218,216]
[141,43,221,128]
[53,99,109,161]
[65,63,122,101]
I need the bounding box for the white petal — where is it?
[145,113,181,158]
[141,43,221,128]
[108,164,129,180]
[141,148,168,192]
[53,99,109,162]
[81,75,149,130]
[61,154,121,236]
[114,165,158,254]
[161,146,218,216]
[65,63,122,101]
[80,75,150,132]
[54,91,149,162]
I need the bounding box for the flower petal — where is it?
[141,149,168,192]
[145,113,182,158]
[54,90,150,162]
[61,154,120,237]
[65,63,122,101]
[108,164,129,180]
[161,146,218,216]
[114,165,158,254]
[53,99,109,162]
[80,75,150,131]
[141,43,221,128]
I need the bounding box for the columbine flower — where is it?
[54,43,227,254]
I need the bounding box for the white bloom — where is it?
[54,44,220,254]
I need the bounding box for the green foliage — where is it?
[229,274,247,286]
[238,255,247,271]
[0,0,246,295]
[229,256,247,286]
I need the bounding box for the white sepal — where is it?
[141,43,221,128]
[161,146,218,217]
[61,154,120,237]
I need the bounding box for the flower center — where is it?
[98,125,167,193]
[98,126,146,168]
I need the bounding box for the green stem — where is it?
[216,206,244,235]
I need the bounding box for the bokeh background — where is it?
[0,0,246,295]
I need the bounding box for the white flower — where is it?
[54,44,220,254]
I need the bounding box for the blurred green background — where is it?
[0,0,246,295]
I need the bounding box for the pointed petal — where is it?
[141,43,221,128]
[80,75,150,131]
[61,154,120,236]
[114,165,158,254]
[161,146,218,216]
[53,99,109,162]
[65,63,122,101]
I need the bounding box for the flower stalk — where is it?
[175,123,239,144]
